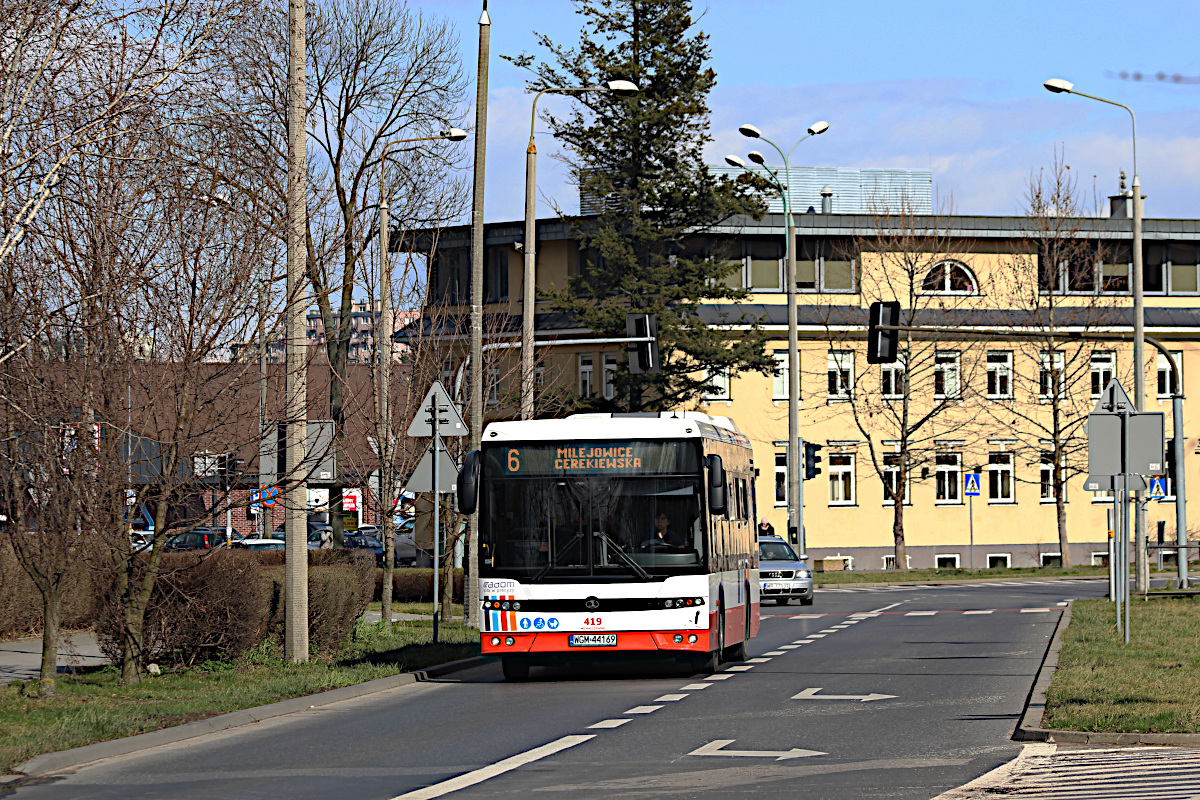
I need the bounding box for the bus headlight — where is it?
[673,634,683,644]
[688,634,698,643]
[491,637,501,646]
[505,637,515,646]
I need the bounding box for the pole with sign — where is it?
[964,473,981,569]
[405,381,467,643]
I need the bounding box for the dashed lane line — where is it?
[747,657,773,663]
[706,673,734,680]
[680,683,711,690]
[726,665,754,671]
[763,651,787,656]
[655,694,689,702]
[624,705,663,714]
[588,719,630,729]
[906,611,938,616]
[963,610,995,615]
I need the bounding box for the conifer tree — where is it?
[507,0,771,410]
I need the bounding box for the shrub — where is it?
[94,551,268,668]
[374,568,464,603]
[0,540,96,638]
[262,560,374,654]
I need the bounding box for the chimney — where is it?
[1109,170,1131,219]
[820,185,833,214]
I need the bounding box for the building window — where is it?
[602,353,618,400]
[921,261,977,294]
[775,452,787,507]
[1158,351,1183,398]
[1099,249,1130,294]
[1040,452,1062,503]
[829,453,855,506]
[534,366,545,387]
[1091,551,1109,567]
[484,244,510,302]
[1038,351,1064,399]
[988,452,1014,503]
[934,351,961,399]
[820,240,855,292]
[578,354,594,397]
[882,454,909,506]
[882,554,911,569]
[987,553,1011,569]
[987,351,1012,399]
[441,358,456,388]
[487,366,500,406]
[880,357,905,400]
[1168,244,1200,294]
[773,351,789,400]
[702,367,730,401]
[748,239,781,291]
[1090,352,1115,397]
[828,351,854,401]
[1040,552,1063,567]
[935,453,962,505]
[935,554,960,569]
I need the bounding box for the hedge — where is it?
[373,568,464,603]
[0,540,95,639]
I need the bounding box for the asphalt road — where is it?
[11,578,1109,800]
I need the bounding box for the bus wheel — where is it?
[723,607,748,663]
[699,604,724,672]
[501,656,529,682]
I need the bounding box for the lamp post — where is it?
[724,120,829,554]
[377,129,466,632]
[1044,78,1151,589]
[519,79,638,420]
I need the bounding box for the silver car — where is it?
[758,536,814,606]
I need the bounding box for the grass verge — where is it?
[814,565,1108,584]
[367,601,466,617]
[1044,597,1200,733]
[0,619,479,773]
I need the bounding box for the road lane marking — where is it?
[391,734,596,800]
[792,687,897,702]
[763,651,787,656]
[780,645,801,649]
[688,740,827,761]
[655,694,689,701]
[805,634,827,638]
[680,683,711,690]
[726,665,754,671]
[963,610,994,615]
[790,614,824,619]
[850,613,879,618]
[831,624,851,628]
[1056,601,1069,606]
[905,611,937,616]
[818,628,839,633]
[1021,608,1053,613]
[871,602,904,612]
[588,719,630,729]
[747,657,772,663]
[624,705,663,713]
[707,673,735,680]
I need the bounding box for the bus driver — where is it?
[645,512,685,548]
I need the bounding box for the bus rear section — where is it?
[459,413,759,680]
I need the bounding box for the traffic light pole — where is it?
[796,437,805,555]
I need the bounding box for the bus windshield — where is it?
[479,441,706,581]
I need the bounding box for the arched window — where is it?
[921,261,978,294]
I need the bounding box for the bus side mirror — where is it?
[707,454,727,515]
[457,450,481,514]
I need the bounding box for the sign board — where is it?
[1087,412,1165,477]
[125,489,137,507]
[248,489,262,509]
[261,421,338,486]
[407,381,467,438]
[964,473,982,497]
[1148,477,1167,499]
[405,440,459,493]
[261,486,279,507]
[343,490,359,512]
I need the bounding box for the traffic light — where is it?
[803,441,823,481]
[867,301,901,364]
[626,313,661,374]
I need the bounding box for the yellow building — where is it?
[418,201,1199,570]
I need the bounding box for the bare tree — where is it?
[989,157,1131,568]
[810,198,987,568]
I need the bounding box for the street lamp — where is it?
[377,127,467,631]
[520,80,639,420]
[725,120,829,554]
[1043,78,1149,589]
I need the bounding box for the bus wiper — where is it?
[533,532,585,582]
[596,531,651,580]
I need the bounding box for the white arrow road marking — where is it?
[687,740,827,761]
[392,735,595,799]
[792,687,896,702]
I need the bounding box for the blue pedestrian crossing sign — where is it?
[1148,477,1167,499]
[964,473,982,497]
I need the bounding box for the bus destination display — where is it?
[491,441,696,476]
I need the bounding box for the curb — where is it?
[8,655,493,780]
[1015,602,1200,746]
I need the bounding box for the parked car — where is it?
[270,524,329,549]
[164,528,227,552]
[232,537,285,551]
[344,532,384,564]
[758,536,814,605]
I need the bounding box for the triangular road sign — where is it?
[963,473,981,496]
[404,440,459,493]
[407,380,468,437]
[1093,379,1136,415]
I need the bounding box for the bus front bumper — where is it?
[481,630,711,655]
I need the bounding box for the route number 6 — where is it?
[507,448,520,472]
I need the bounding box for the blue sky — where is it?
[436,0,1200,222]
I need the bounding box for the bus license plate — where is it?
[568,634,617,647]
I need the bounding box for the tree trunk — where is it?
[38,585,62,696]
[120,606,143,685]
[1056,491,1071,568]
[892,495,907,570]
[381,498,394,633]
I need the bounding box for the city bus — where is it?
[457,412,759,680]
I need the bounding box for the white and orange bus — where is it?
[457,412,759,680]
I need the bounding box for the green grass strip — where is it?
[814,565,1108,584]
[1045,597,1200,733]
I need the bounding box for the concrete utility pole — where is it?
[467,1,490,630]
[378,150,394,632]
[284,0,310,663]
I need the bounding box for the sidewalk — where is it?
[0,632,106,683]
[933,743,1200,798]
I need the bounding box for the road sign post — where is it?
[964,474,981,570]
[405,382,467,643]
